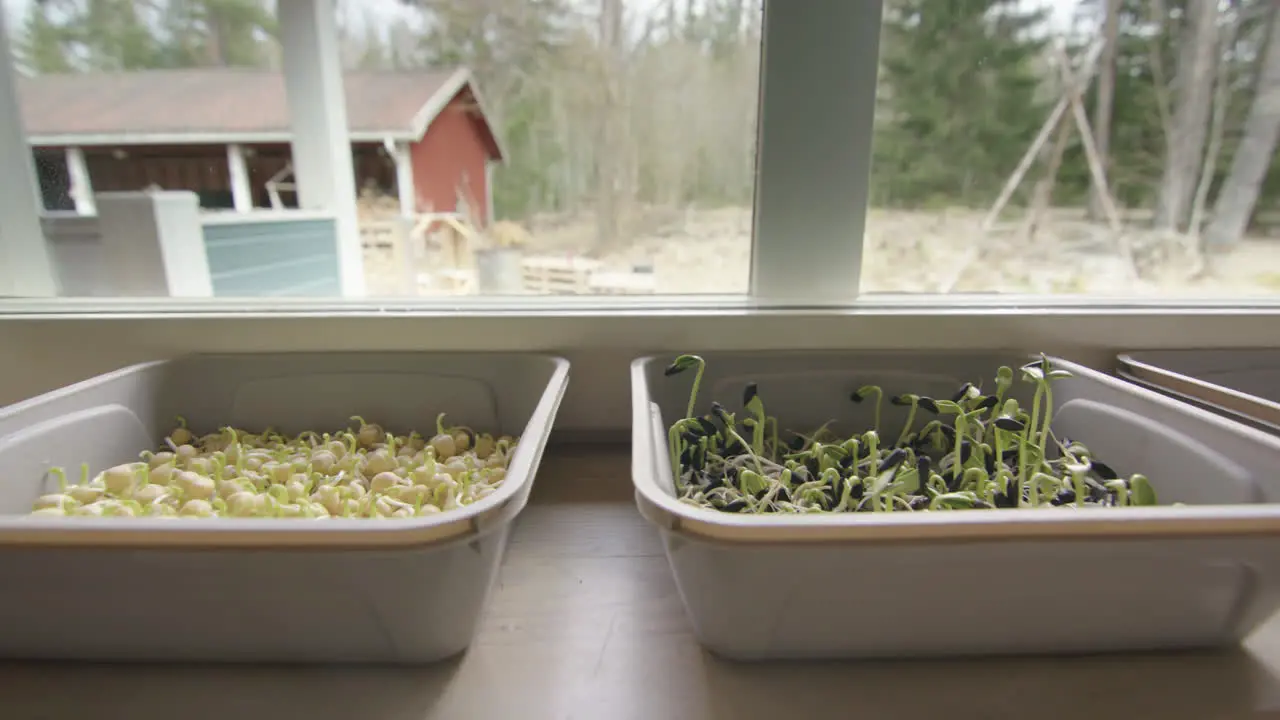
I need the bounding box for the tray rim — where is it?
[1116,352,1280,431]
[631,352,1280,544]
[0,351,570,549]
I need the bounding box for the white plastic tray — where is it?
[1118,349,1280,435]
[0,352,569,663]
[631,351,1280,660]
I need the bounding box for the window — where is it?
[866,0,1280,297]
[2,0,1279,305]
[1,1,1279,435]
[0,0,761,299]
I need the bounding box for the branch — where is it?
[982,41,1103,231]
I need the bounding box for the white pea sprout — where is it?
[28,416,517,520]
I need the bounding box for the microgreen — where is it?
[31,418,519,520]
[665,354,707,419]
[849,385,884,436]
[664,355,1161,515]
[890,394,922,447]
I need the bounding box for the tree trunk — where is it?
[1146,0,1176,147]
[1189,8,1241,238]
[594,0,625,251]
[205,16,226,66]
[1204,5,1280,248]
[1088,0,1119,221]
[1154,0,1220,231]
[202,2,231,67]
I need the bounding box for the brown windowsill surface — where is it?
[3,444,1280,719]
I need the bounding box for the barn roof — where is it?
[17,67,503,159]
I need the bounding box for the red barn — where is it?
[18,67,503,225]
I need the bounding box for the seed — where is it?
[878,448,908,472]
[1091,461,1119,480]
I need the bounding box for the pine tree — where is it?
[356,20,391,70]
[874,0,1050,208]
[31,0,167,71]
[15,3,74,74]
[25,0,168,71]
[158,0,276,68]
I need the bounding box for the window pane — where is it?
[867,0,1280,297]
[4,0,759,299]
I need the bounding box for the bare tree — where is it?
[1146,0,1176,146]
[1154,0,1220,230]
[1088,0,1119,220]
[1204,3,1280,248]
[594,0,625,250]
[1188,4,1242,238]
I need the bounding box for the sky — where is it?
[1,0,413,31]
[3,0,1086,35]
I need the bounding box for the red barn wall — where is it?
[409,94,492,226]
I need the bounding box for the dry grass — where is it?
[362,202,1280,297]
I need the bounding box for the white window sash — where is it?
[751,0,882,304]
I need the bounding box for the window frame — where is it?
[3,0,1280,427]
[4,305,1280,437]
[750,0,881,303]
[2,1,1279,311]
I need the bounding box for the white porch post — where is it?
[227,143,253,212]
[279,0,364,296]
[0,9,57,297]
[392,140,416,217]
[65,146,96,216]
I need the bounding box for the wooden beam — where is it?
[982,41,1104,232]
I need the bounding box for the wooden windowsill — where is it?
[3,444,1280,719]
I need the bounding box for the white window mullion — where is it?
[0,8,57,297]
[751,0,882,304]
[279,0,365,297]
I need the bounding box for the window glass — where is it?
[5,0,760,299]
[867,0,1280,296]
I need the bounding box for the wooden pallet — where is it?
[359,219,415,295]
[521,256,602,295]
[588,271,656,295]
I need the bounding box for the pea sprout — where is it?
[27,416,518,520]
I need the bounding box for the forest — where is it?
[11,0,1280,259]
